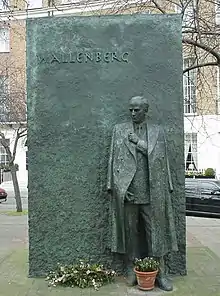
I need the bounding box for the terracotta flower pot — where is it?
[134,268,158,291]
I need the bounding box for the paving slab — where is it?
[0,248,220,296]
[187,217,220,257]
[1,214,220,295]
[0,214,28,249]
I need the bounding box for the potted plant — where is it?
[134,257,160,291]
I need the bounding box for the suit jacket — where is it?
[107,122,178,256]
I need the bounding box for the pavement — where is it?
[0,197,28,210]
[0,212,220,296]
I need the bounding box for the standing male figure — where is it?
[107,96,178,291]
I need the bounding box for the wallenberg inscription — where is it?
[37,51,129,64]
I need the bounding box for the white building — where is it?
[184,115,220,178]
[184,60,220,177]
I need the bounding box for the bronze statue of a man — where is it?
[107,96,178,291]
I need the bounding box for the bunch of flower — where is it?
[134,257,160,272]
[46,260,116,290]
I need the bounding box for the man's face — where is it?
[129,99,147,124]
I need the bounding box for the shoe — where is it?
[156,275,173,291]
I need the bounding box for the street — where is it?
[0,181,28,198]
[0,181,28,210]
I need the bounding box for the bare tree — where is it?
[0,126,26,212]
[94,0,220,72]
[0,55,26,212]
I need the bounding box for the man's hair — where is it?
[130,96,149,111]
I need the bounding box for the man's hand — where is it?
[128,132,139,144]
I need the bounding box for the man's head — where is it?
[129,96,149,124]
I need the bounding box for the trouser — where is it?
[124,202,152,262]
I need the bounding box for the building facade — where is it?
[182,0,220,176]
[0,0,219,185]
[0,2,26,184]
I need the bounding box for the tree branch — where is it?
[181,0,193,16]
[183,61,219,73]
[182,30,220,36]
[182,38,220,63]
[151,0,166,13]
[11,128,27,163]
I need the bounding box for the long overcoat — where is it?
[107,122,178,257]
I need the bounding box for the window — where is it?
[0,139,9,166]
[183,58,197,114]
[185,133,197,171]
[0,75,9,122]
[0,27,9,52]
[27,0,42,9]
[0,0,9,11]
[175,1,195,27]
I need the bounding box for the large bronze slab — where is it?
[27,14,185,276]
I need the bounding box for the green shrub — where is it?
[204,168,215,177]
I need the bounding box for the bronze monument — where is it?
[107,96,178,291]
